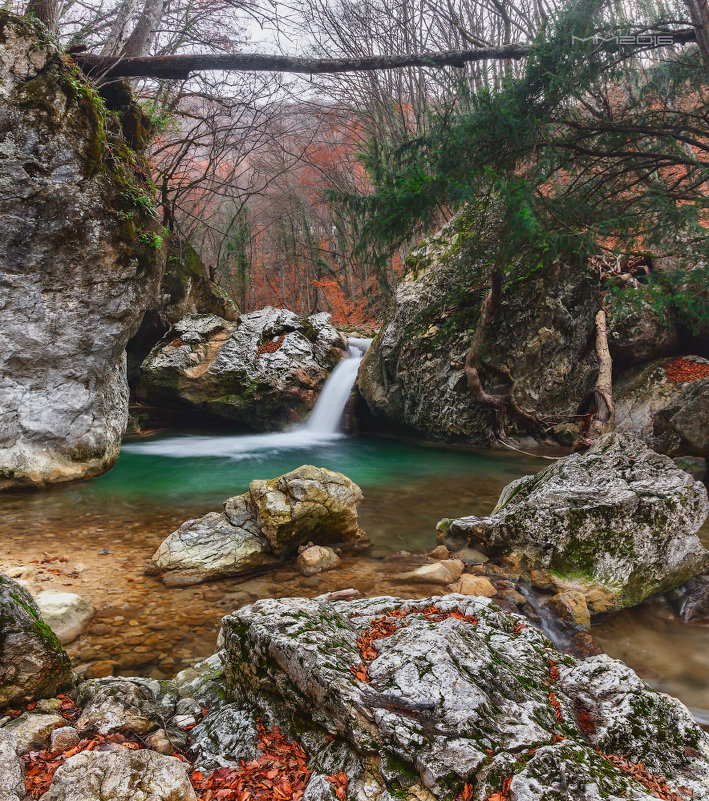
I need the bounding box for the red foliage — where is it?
[191,720,311,801]
[326,771,348,800]
[664,358,709,383]
[548,692,563,722]
[257,335,285,356]
[602,753,694,801]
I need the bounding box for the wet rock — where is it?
[440,433,709,612]
[566,631,604,660]
[357,202,601,446]
[42,749,197,801]
[0,731,24,801]
[0,12,165,490]
[546,591,591,632]
[35,590,95,644]
[449,546,488,566]
[148,466,368,585]
[50,726,80,752]
[400,560,464,585]
[84,660,117,679]
[427,545,450,560]
[220,594,709,800]
[667,575,709,622]
[75,678,178,736]
[0,573,72,708]
[615,356,709,458]
[4,712,65,754]
[136,307,347,429]
[449,575,496,598]
[297,546,341,577]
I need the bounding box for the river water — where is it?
[0,339,707,715]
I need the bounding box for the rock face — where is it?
[218,594,709,800]
[439,433,709,612]
[606,290,679,369]
[35,590,95,644]
[127,235,239,386]
[0,13,165,489]
[148,465,368,585]
[614,356,709,458]
[357,202,601,444]
[42,749,197,801]
[0,573,72,708]
[136,307,347,429]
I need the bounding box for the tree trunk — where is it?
[121,0,164,58]
[573,307,615,450]
[101,0,141,57]
[463,268,507,442]
[684,0,709,77]
[25,0,59,32]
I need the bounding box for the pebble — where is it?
[89,624,111,636]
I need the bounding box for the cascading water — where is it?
[123,337,372,460]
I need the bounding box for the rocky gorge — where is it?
[1,8,709,801]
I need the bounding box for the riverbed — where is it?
[1,431,707,715]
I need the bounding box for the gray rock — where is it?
[41,749,197,801]
[189,704,259,771]
[75,678,178,736]
[136,307,347,429]
[615,356,709,458]
[148,465,368,585]
[441,433,709,612]
[0,572,72,707]
[0,13,164,490]
[219,594,709,800]
[4,711,65,754]
[173,653,225,707]
[0,731,24,801]
[35,590,95,644]
[357,202,601,445]
[297,545,341,576]
[606,290,679,368]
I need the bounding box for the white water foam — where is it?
[123,336,372,460]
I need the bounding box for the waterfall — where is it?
[123,337,371,460]
[306,337,372,434]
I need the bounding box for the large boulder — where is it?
[217,594,709,800]
[357,202,601,445]
[614,356,709,458]
[148,465,368,585]
[136,307,347,429]
[42,749,197,801]
[438,433,709,612]
[606,289,679,369]
[0,12,165,489]
[0,572,72,708]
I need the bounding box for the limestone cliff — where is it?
[0,13,165,489]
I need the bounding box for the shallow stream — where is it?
[1,431,707,715]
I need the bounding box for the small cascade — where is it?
[306,337,372,434]
[123,337,371,460]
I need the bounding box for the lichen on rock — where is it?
[440,432,709,612]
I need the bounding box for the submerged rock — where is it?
[136,307,347,429]
[614,356,709,458]
[148,466,368,585]
[439,433,709,612]
[357,201,601,445]
[217,593,709,800]
[0,573,72,709]
[42,749,196,801]
[0,12,165,490]
[35,590,95,644]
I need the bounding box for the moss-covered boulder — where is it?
[357,202,601,445]
[147,465,368,585]
[0,12,165,490]
[136,307,347,429]
[439,433,709,613]
[0,572,72,709]
[615,356,709,458]
[212,593,709,800]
